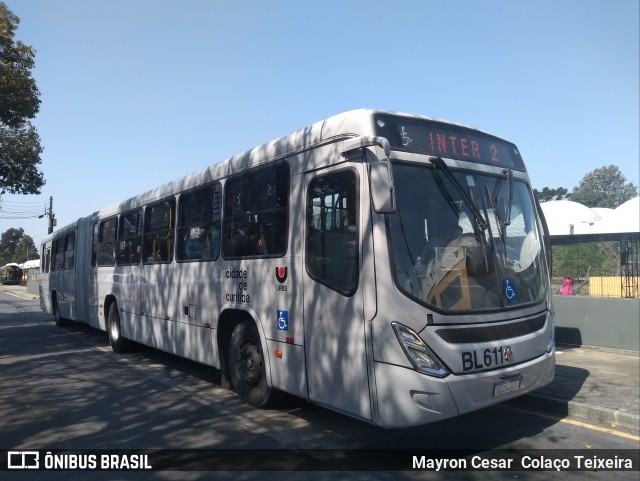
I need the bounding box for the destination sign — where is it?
[374,114,526,171]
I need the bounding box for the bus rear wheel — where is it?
[228,321,280,408]
[107,305,129,353]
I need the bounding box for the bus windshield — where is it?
[388,162,547,312]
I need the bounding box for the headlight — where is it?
[392,322,449,378]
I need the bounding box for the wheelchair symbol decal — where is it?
[502,279,517,302]
[277,310,289,331]
[400,126,413,147]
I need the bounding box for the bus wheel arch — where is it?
[218,309,280,407]
[216,309,239,383]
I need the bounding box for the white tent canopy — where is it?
[20,259,40,270]
[540,197,640,236]
[589,197,640,234]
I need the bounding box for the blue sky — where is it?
[1,0,638,244]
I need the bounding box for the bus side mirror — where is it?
[370,160,395,214]
[341,136,396,214]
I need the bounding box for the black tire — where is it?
[52,294,67,327]
[228,321,280,407]
[107,305,128,353]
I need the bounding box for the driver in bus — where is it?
[421,210,464,264]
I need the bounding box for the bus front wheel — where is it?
[228,321,280,408]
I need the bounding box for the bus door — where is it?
[303,165,374,422]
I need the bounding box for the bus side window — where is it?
[306,169,359,295]
[42,245,51,274]
[97,218,117,267]
[143,199,175,263]
[222,164,289,259]
[117,209,142,265]
[65,232,75,270]
[53,237,65,271]
[177,183,221,262]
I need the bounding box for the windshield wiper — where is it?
[502,168,513,228]
[430,156,491,273]
[429,156,487,232]
[485,185,509,263]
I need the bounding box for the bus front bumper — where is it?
[373,350,555,428]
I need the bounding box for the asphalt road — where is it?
[1,290,638,481]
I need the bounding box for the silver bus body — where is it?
[40,109,555,428]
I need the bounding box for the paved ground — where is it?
[510,344,639,434]
[2,283,638,436]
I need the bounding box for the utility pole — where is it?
[46,196,56,234]
[38,196,56,233]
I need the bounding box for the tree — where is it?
[533,186,570,203]
[552,241,620,280]
[0,226,24,265]
[569,165,638,209]
[13,233,37,263]
[0,2,44,195]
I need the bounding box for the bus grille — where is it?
[434,315,547,344]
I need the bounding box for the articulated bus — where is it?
[40,109,555,428]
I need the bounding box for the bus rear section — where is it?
[39,224,78,324]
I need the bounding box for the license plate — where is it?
[493,376,522,397]
[461,345,513,372]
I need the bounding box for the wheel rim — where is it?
[110,318,119,341]
[238,341,263,387]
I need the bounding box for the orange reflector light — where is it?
[274,349,283,358]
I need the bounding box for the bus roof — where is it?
[110,109,476,213]
[45,109,494,238]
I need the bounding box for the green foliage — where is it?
[533,186,570,203]
[552,241,620,280]
[535,165,637,209]
[0,226,23,264]
[569,165,638,208]
[0,227,38,264]
[0,2,44,195]
[13,233,37,263]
